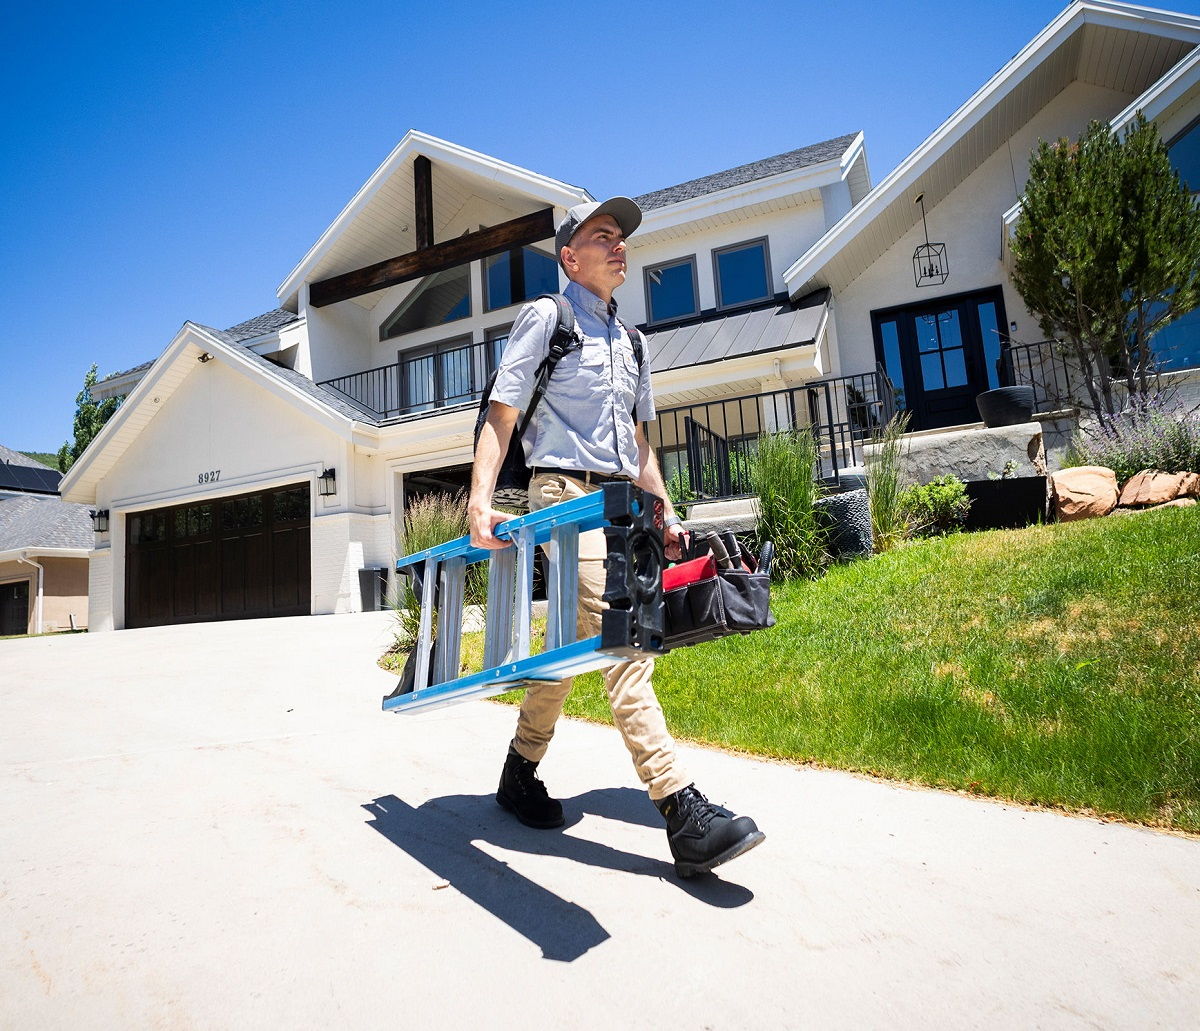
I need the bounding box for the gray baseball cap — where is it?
[555,196,643,255]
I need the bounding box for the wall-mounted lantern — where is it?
[912,193,949,288]
[318,468,337,497]
[90,509,110,533]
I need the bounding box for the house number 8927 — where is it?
[198,470,221,484]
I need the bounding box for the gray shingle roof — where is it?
[192,324,377,425]
[0,445,52,470]
[634,133,860,211]
[102,309,302,383]
[223,308,302,343]
[0,495,93,552]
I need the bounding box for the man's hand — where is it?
[664,522,684,562]
[469,503,514,550]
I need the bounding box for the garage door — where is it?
[126,483,310,629]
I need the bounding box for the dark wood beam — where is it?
[308,207,555,308]
[413,155,433,250]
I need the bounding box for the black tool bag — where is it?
[661,531,775,650]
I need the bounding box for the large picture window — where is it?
[644,256,700,325]
[713,238,772,310]
[380,266,471,340]
[484,245,559,311]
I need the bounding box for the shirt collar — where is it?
[565,280,618,320]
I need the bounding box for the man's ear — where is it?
[559,244,577,272]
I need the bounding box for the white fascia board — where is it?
[59,322,366,504]
[0,547,90,564]
[838,131,867,179]
[782,1,1200,293]
[92,368,150,401]
[638,156,848,236]
[276,130,592,304]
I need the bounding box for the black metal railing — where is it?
[649,365,896,501]
[1000,340,1076,410]
[318,337,505,421]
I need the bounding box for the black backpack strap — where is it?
[515,293,581,438]
[616,317,644,368]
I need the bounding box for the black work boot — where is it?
[496,748,564,829]
[655,784,765,878]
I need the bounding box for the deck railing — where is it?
[1000,340,1076,411]
[318,337,504,421]
[648,365,896,500]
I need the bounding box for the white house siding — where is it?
[88,547,113,633]
[310,511,392,613]
[626,202,829,327]
[831,81,1137,376]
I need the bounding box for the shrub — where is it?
[900,475,970,536]
[866,411,912,552]
[392,491,487,647]
[748,428,827,580]
[1065,394,1200,482]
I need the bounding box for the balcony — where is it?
[318,336,504,422]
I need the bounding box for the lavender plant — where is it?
[1065,393,1200,483]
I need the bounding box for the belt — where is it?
[531,467,633,486]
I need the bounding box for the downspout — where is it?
[18,552,44,635]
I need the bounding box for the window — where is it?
[713,238,772,310]
[398,335,487,414]
[644,256,699,325]
[380,265,471,340]
[1160,120,1200,370]
[1169,115,1200,196]
[486,326,511,373]
[484,246,559,311]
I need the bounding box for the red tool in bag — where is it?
[662,530,776,650]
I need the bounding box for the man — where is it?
[468,197,764,878]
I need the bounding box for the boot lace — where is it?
[514,760,550,802]
[677,785,721,828]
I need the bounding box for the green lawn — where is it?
[484,507,1200,832]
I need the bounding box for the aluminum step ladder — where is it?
[383,481,665,714]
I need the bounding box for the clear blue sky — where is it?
[5,0,1200,453]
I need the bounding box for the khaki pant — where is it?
[510,473,689,801]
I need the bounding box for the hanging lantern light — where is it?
[318,468,337,497]
[90,509,110,533]
[912,193,949,288]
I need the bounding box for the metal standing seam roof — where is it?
[0,494,93,552]
[643,297,828,375]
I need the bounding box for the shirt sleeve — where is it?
[489,298,557,414]
[634,328,656,422]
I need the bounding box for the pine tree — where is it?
[57,365,122,472]
[1010,113,1200,421]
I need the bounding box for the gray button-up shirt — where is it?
[490,281,655,480]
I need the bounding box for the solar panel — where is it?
[0,464,61,494]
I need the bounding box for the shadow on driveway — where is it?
[363,786,754,962]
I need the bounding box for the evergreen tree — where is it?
[57,365,122,472]
[1010,113,1200,421]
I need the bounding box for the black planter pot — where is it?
[975,386,1035,428]
[964,476,1049,530]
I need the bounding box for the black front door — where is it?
[872,287,1008,431]
[1,579,30,636]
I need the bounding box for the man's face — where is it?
[561,214,627,299]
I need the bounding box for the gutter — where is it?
[17,553,43,635]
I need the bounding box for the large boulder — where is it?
[1118,470,1200,507]
[863,421,1046,487]
[1052,466,1119,521]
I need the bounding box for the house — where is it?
[0,446,91,635]
[61,0,1200,632]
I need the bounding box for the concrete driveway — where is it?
[1,613,1198,1029]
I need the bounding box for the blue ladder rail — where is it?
[383,482,665,714]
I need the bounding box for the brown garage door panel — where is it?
[127,484,311,629]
